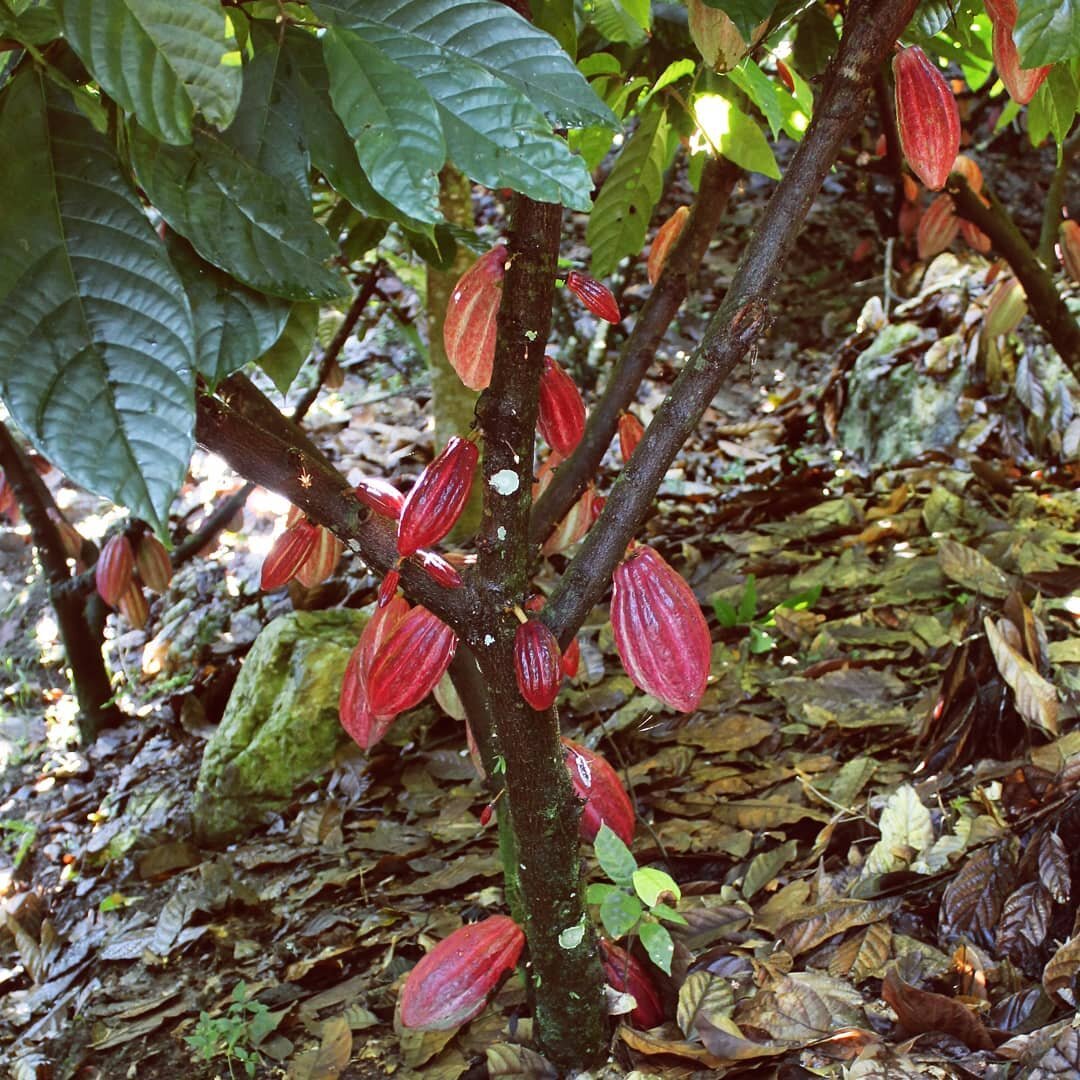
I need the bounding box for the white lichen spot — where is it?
[489,469,520,495]
[496,526,507,541]
[484,634,495,646]
[558,923,586,950]
[524,329,538,341]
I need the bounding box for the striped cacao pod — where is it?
[565,270,620,324]
[397,436,479,559]
[611,545,711,713]
[562,737,635,846]
[647,206,690,286]
[294,526,342,588]
[135,532,173,592]
[1059,220,1080,283]
[533,455,595,556]
[513,619,562,711]
[377,568,400,608]
[415,549,463,589]
[443,245,507,391]
[260,520,318,591]
[600,939,664,1029]
[339,597,408,750]
[618,412,645,463]
[96,534,135,607]
[355,476,405,520]
[917,194,959,261]
[893,47,960,191]
[366,605,457,716]
[399,915,525,1031]
[960,219,992,254]
[985,277,1027,337]
[992,19,1051,104]
[537,356,586,456]
[117,581,149,629]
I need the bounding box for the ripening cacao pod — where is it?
[611,545,711,713]
[561,635,581,679]
[687,0,767,73]
[0,469,15,520]
[917,194,959,261]
[1059,220,1080,283]
[134,532,173,592]
[397,436,479,559]
[514,619,562,711]
[951,154,983,194]
[562,738,635,846]
[992,20,1051,105]
[295,526,342,588]
[984,276,1027,337]
[532,453,595,556]
[285,503,304,529]
[399,915,525,1031]
[355,476,405,520]
[565,270,621,324]
[537,356,586,456]
[260,520,319,591]
[117,581,149,629]
[599,940,664,1029]
[339,597,408,750]
[898,199,921,242]
[443,245,508,391]
[960,219,992,254]
[377,568,400,608]
[618,412,645,463]
[366,605,457,716]
[776,59,795,94]
[647,206,690,286]
[96,534,135,607]
[893,47,960,191]
[415,549,463,589]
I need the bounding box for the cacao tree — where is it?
[1,0,1078,1070]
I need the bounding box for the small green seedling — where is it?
[184,981,276,1079]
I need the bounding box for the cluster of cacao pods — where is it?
[260,514,340,591]
[908,155,990,263]
[94,529,174,629]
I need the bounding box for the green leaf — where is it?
[128,122,346,301]
[586,882,618,905]
[587,105,673,278]
[0,0,61,44]
[632,867,682,907]
[693,92,780,179]
[1026,63,1079,149]
[652,903,688,926]
[594,823,637,885]
[699,0,775,42]
[532,0,577,58]
[737,573,757,623]
[310,0,617,129]
[166,234,291,389]
[258,302,318,395]
[57,0,242,145]
[587,0,650,46]
[600,890,643,939]
[727,60,808,142]
[1014,0,1080,67]
[913,0,953,37]
[323,28,445,224]
[638,921,674,975]
[713,597,738,627]
[0,71,195,532]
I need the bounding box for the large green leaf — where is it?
[0,71,195,531]
[167,234,291,389]
[310,0,617,129]
[587,0,650,45]
[587,106,673,278]
[258,302,319,395]
[57,0,242,145]
[323,28,444,224]
[700,0,775,41]
[129,121,346,301]
[1015,0,1080,67]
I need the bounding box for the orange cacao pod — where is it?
[514,619,562,711]
[686,0,767,73]
[960,219,992,254]
[339,597,408,750]
[917,194,959,261]
[537,356,586,456]
[776,59,795,94]
[415,549,464,589]
[295,525,342,588]
[992,20,1051,105]
[533,454,595,556]
[561,634,581,679]
[399,915,525,1031]
[562,738,635,846]
[95,534,135,607]
[260,520,318,591]
[135,532,173,592]
[354,476,405,520]
[647,206,690,286]
[951,154,983,194]
[1059,220,1080,283]
[618,412,645,463]
[443,245,507,391]
[117,581,149,629]
[600,939,664,1029]
[611,545,711,713]
[565,270,620,324]
[366,605,457,716]
[985,276,1027,337]
[893,47,960,191]
[397,436,479,559]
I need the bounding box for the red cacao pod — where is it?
[397,436,479,559]
[533,453,595,556]
[618,412,645,463]
[134,532,173,592]
[600,939,664,1029]
[537,356,586,456]
[514,619,562,711]
[415,549,464,589]
[960,219,992,255]
[917,194,959,261]
[893,47,960,191]
[611,545,711,714]
[443,245,507,391]
[399,915,525,1031]
[776,59,795,94]
[285,503,304,529]
[295,526,342,588]
[561,635,581,679]
[562,738,635,846]
[565,270,620,324]
[355,476,405,520]
[984,276,1027,337]
[992,20,1051,105]
[117,581,149,629]
[1059,220,1080,283]
[366,605,457,716]
[647,206,690,286]
[260,520,318,591]
[377,568,400,608]
[339,597,408,750]
[0,469,16,520]
[96,534,135,607]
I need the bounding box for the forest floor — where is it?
[1,128,1079,1080]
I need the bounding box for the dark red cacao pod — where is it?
[415,549,464,589]
[96,534,135,607]
[134,532,173,592]
[992,19,1051,104]
[600,939,664,1029]
[562,737,635,846]
[611,545,711,714]
[514,619,562,711]
[1059,220,1080,283]
[377,568,400,608]
[397,436,479,559]
[260,520,318,591]
[294,526,342,588]
[537,356,586,456]
[893,46,960,191]
[618,412,645,463]
[355,476,405,520]
[339,596,408,750]
[443,245,508,391]
[399,915,525,1031]
[647,206,689,286]
[917,194,959,261]
[366,605,457,716]
[565,270,621,324]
